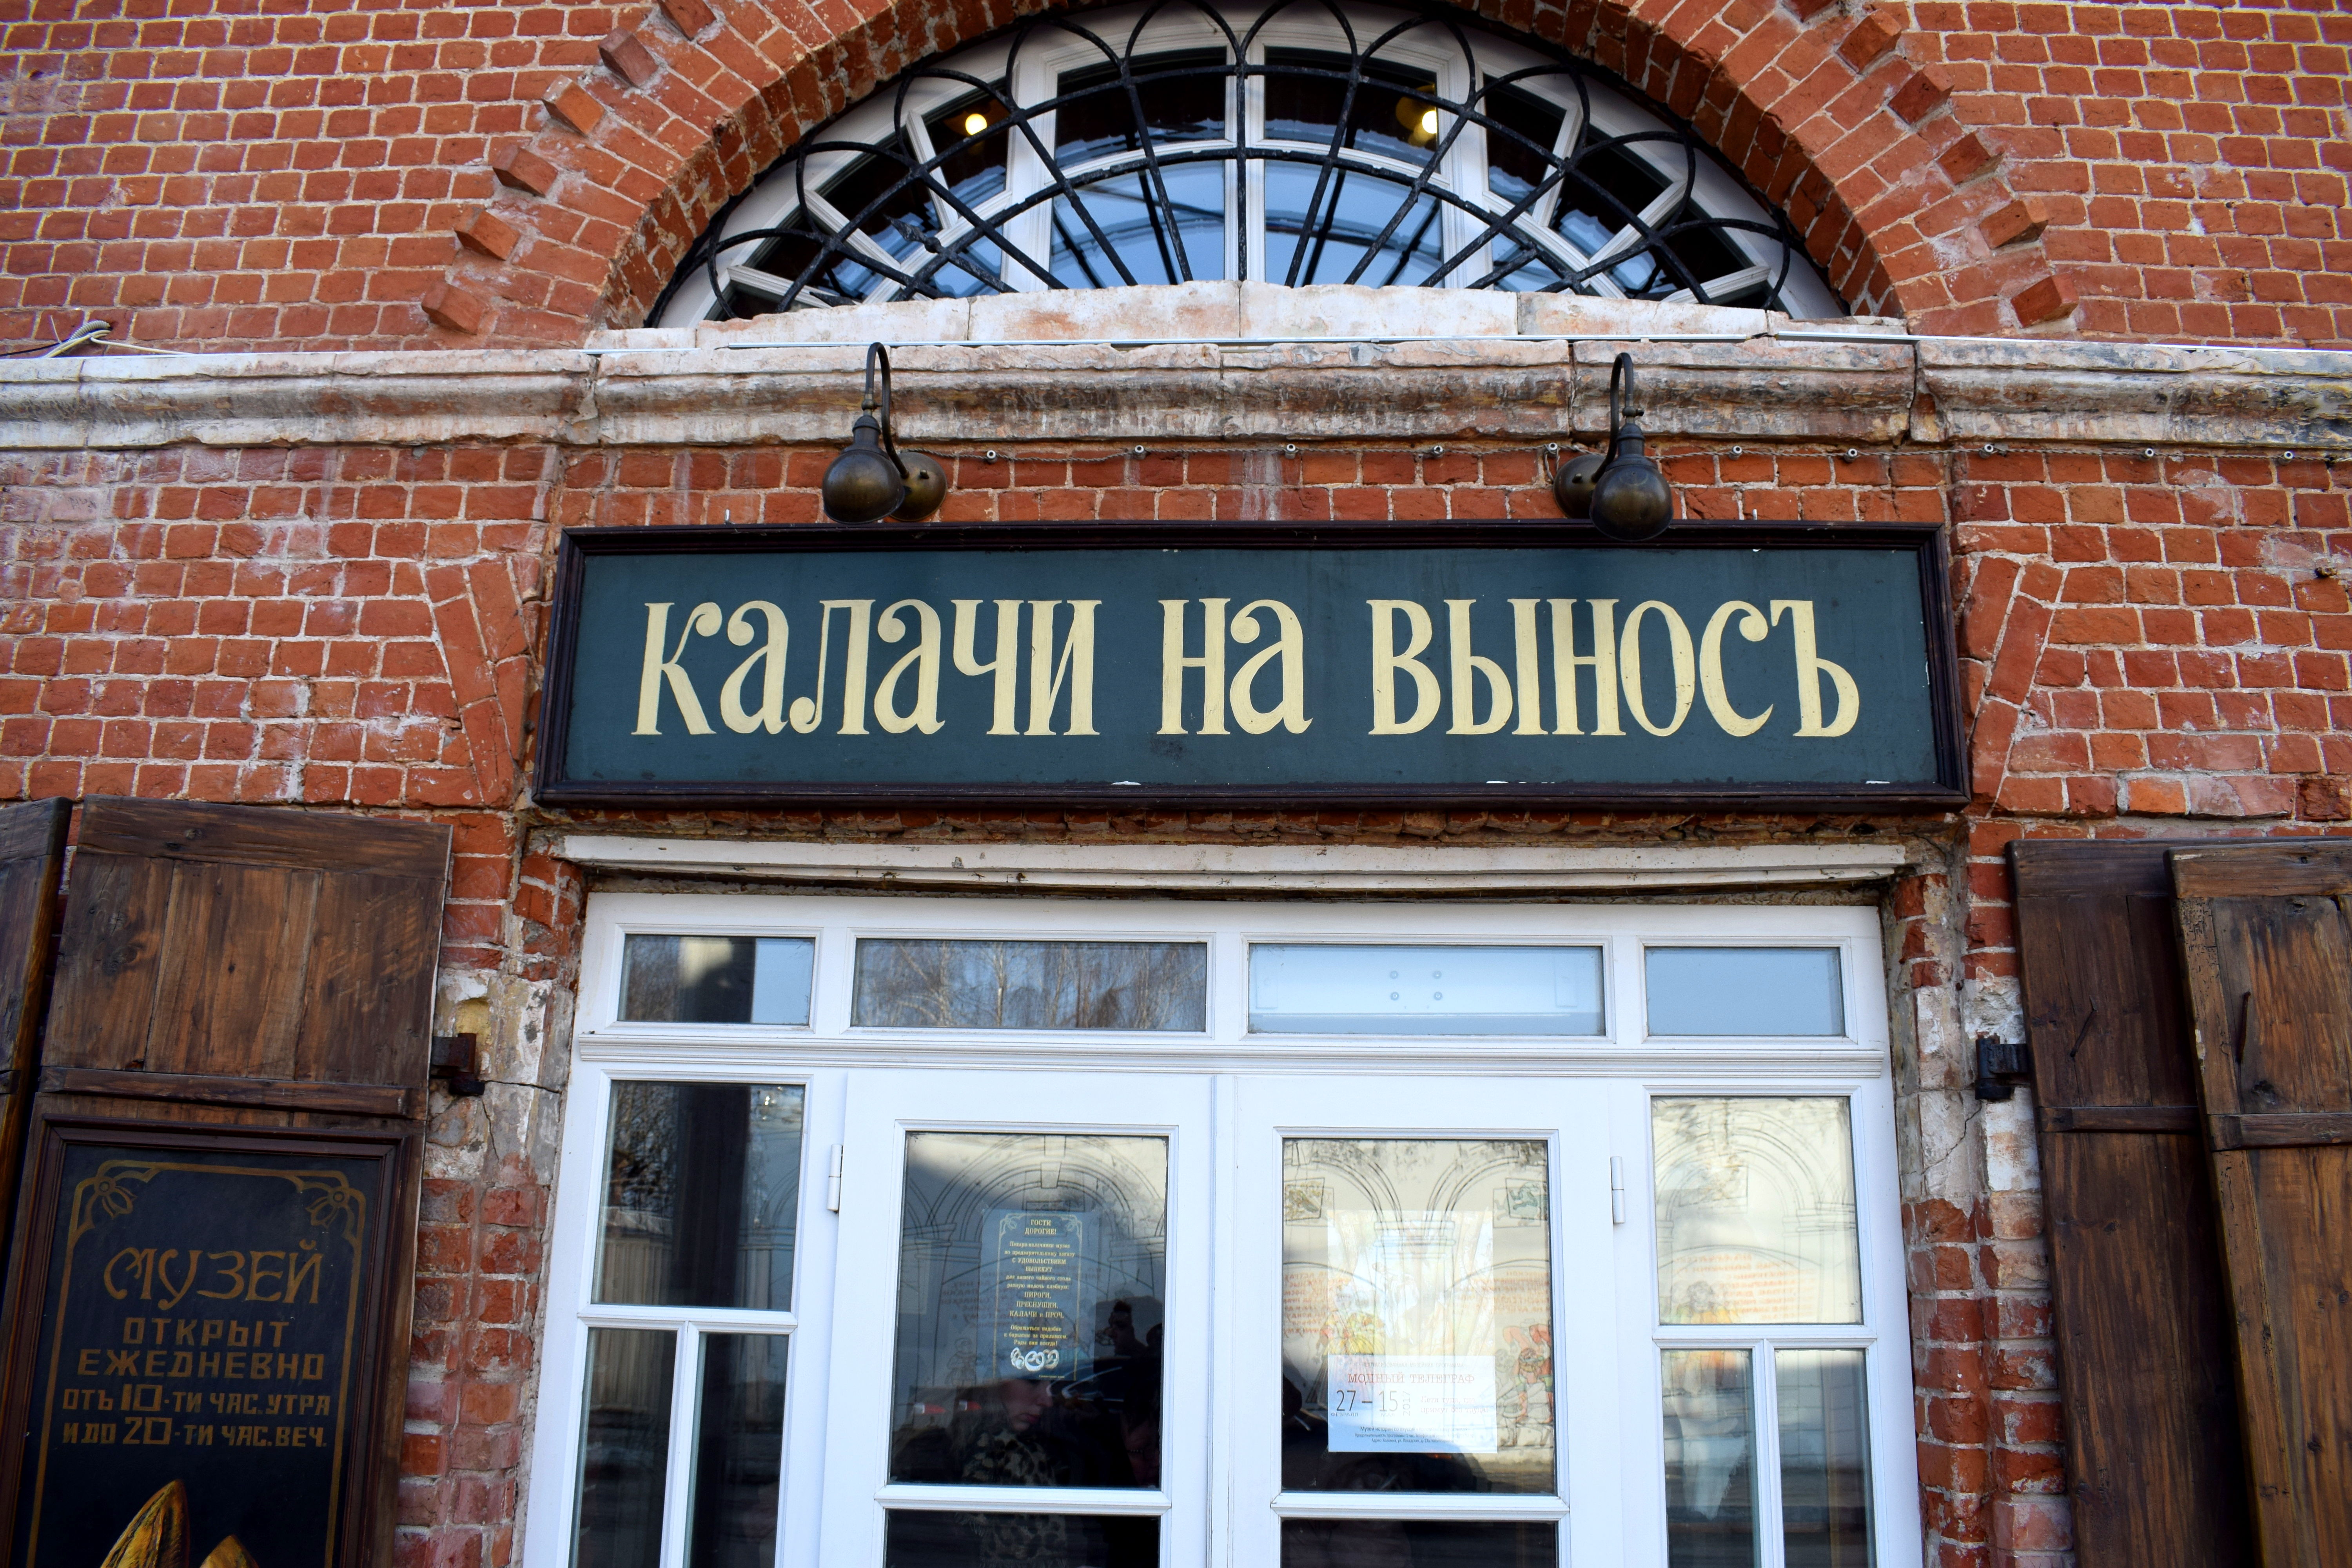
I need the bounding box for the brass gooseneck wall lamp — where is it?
[820,343,950,523]
[1552,352,1674,542]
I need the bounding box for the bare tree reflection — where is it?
[854,941,1207,1031]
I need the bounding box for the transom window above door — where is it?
[651,0,1845,326]
[533,893,1918,1568]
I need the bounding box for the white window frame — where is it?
[524,890,1921,1568]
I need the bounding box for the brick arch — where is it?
[422,0,2074,344]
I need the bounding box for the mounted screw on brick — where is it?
[542,81,605,135]
[1981,197,2051,250]
[455,209,523,261]
[491,143,561,198]
[600,29,661,88]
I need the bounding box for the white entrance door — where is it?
[1229,1074,1620,1568]
[820,1069,1218,1568]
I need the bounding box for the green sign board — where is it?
[537,521,1963,808]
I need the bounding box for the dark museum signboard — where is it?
[6,1127,404,1568]
[538,521,1965,808]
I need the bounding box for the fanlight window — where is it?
[652,0,1845,325]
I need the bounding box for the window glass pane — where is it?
[1054,51,1228,166]
[889,1132,1169,1488]
[1263,49,1440,164]
[885,1510,1159,1567]
[573,1327,677,1568]
[1662,1348,1757,1568]
[1264,163,1446,287]
[1652,1098,1860,1325]
[1281,1139,1555,1495]
[1280,1519,1557,1566]
[688,1334,788,1568]
[1777,1348,1873,1568]
[1645,948,1843,1036]
[853,940,1207,1031]
[1051,164,1227,287]
[1251,945,1602,1034]
[597,1083,805,1309]
[621,935,813,1025]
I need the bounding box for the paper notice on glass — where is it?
[986,1209,1088,1377]
[1326,1354,1499,1454]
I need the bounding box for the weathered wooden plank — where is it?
[0,799,68,1266]
[73,796,449,881]
[38,853,171,1069]
[2209,1112,2352,1151]
[36,1065,422,1118]
[2011,838,2255,1567]
[2173,843,2352,1568]
[2042,1105,2199,1134]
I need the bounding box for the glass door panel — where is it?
[822,1071,1215,1568]
[1236,1076,1622,1568]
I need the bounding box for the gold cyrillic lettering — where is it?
[951,599,1022,735]
[789,600,873,735]
[245,1251,287,1303]
[1368,600,1441,735]
[1445,599,1513,735]
[1770,599,1861,737]
[1547,599,1622,736]
[1619,600,1695,737]
[286,1248,322,1305]
[1227,599,1312,735]
[633,601,721,735]
[718,601,789,735]
[157,1250,198,1311]
[1027,601,1098,736]
[197,1253,247,1302]
[873,599,944,735]
[1159,599,1229,735]
[105,1249,153,1303]
[1700,601,1774,737]
[1508,599,1546,734]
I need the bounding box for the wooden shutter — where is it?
[0,800,69,1259]
[0,798,450,1568]
[2009,841,2254,1566]
[2171,842,2352,1568]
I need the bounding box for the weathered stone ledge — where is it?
[0,319,2344,454]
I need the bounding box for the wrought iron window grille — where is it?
[651,0,1846,327]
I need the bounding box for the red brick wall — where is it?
[7,437,2351,1565]
[3,0,2345,352]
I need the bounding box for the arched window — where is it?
[652,0,1844,326]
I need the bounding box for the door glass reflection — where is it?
[889,1132,1169,1490]
[1280,1519,1557,1566]
[1777,1348,1873,1568]
[1652,1098,1860,1326]
[855,940,1207,1031]
[689,1334,788,1568]
[1280,1139,1556,1494]
[1662,1349,1757,1568]
[573,1327,676,1568]
[884,1510,1160,1567]
[597,1082,805,1309]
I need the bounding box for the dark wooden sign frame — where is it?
[0,1118,415,1568]
[535,518,1967,811]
